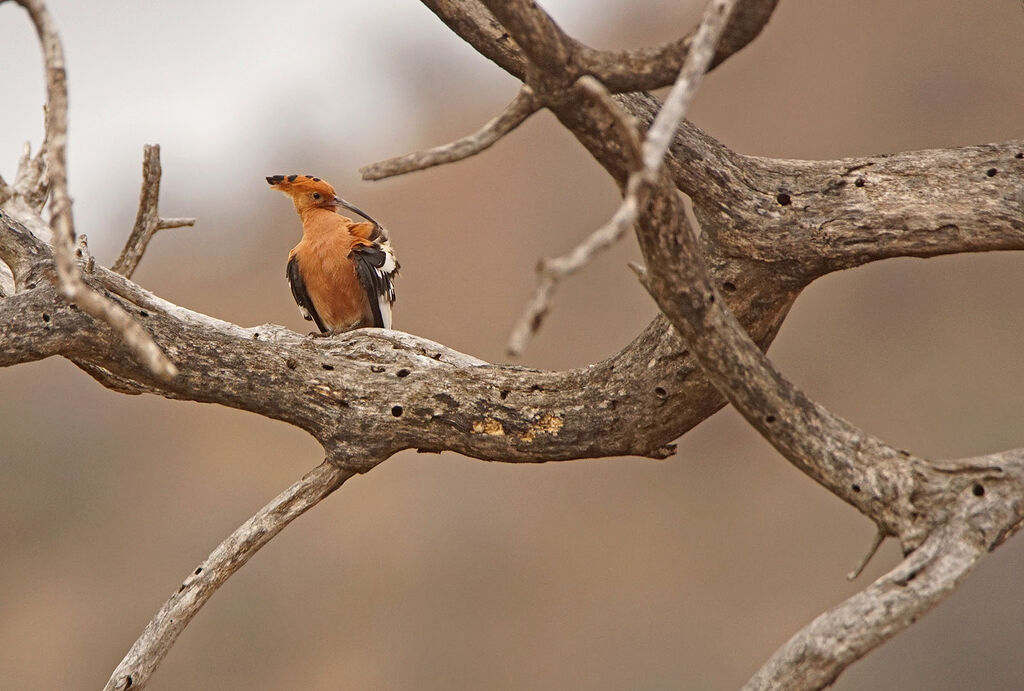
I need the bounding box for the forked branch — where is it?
[113,144,195,279]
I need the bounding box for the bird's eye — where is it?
[312,192,321,200]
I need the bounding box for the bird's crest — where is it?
[266,174,336,199]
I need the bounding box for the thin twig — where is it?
[14,0,178,381]
[506,179,642,355]
[361,85,538,180]
[113,144,196,279]
[504,0,731,358]
[506,76,644,355]
[847,528,886,580]
[105,461,356,691]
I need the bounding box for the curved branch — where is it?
[426,0,780,93]
[360,86,539,181]
[576,0,780,93]
[105,461,356,691]
[0,209,792,470]
[745,520,986,690]
[746,446,1024,690]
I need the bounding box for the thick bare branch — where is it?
[112,144,195,279]
[426,0,780,93]
[420,0,529,79]
[105,461,356,691]
[724,145,1024,281]
[0,210,777,470]
[577,0,780,93]
[360,86,539,181]
[478,0,573,79]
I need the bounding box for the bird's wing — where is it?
[287,253,328,333]
[351,239,398,329]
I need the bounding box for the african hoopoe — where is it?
[267,174,398,335]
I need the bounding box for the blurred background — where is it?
[1,0,1023,688]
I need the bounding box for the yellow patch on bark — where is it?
[520,413,563,443]
[472,417,506,436]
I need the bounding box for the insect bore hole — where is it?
[391,405,404,417]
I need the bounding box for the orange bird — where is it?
[267,174,398,334]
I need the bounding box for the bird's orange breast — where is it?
[292,211,374,331]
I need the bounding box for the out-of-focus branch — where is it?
[427,0,779,93]
[507,0,738,354]
[479,0,573,78]
[12,0,178,381]
[112,144,195,279]
[506,76,643,355]
[360,86,539,181]
[577,0,780,93]
[420,0,529,79]
[105,461,356,691]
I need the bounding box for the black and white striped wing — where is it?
[351,240,398,329]
[286,254,327,333]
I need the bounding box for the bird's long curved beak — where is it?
[334,196,380,227]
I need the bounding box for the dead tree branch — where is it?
[410,0,1024,686]
[361,86,539,181]
[105,462,356,691]
[11,0,178,381]
[113,144,195,279]
[1,0,1022,687]
[506,0,739,354]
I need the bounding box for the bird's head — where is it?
[266,174,383,228]
[266,174,339,215]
